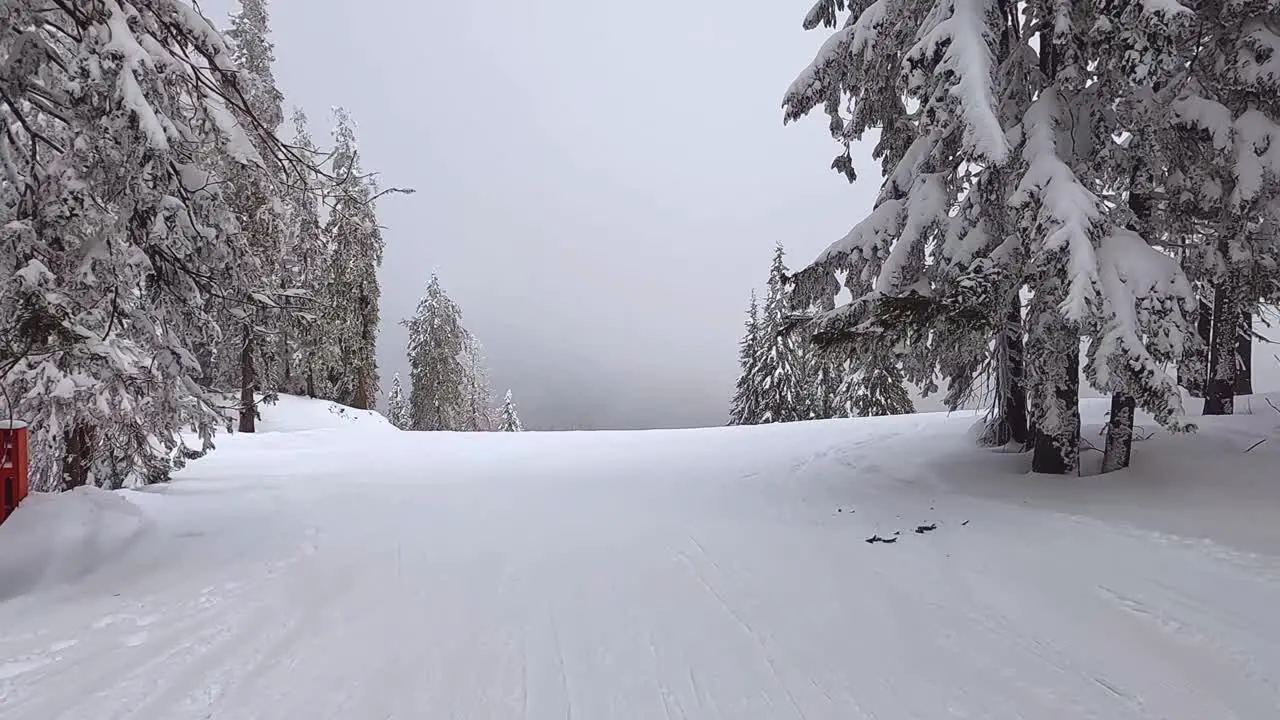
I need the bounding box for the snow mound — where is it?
[254,394,393,434]
[0,487,150,602]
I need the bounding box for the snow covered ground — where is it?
[1,395,1279,718]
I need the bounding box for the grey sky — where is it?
[203,0,879,429]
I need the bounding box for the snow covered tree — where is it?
[810,351,859,419]
[460,332,495,431]
[386,374,410,429]
[280,109,338,400]
[497,390,523,432]
[1159,2,1280,416]
[216,0,290,433]
[729,292,763,425]
[751,245,809,424]
[403,274,467,431]
[0,0,303,490]
[846,355,915,418]
[319,108,384,410]
[783,0,1199,475]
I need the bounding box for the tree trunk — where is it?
[1101,392,1136,473]
[1203,281,1239,415]
[61,424,95,490]
[1179,296,1211,397]
[995,298,1030,447]
[239,328,257,433]
[1030,316,1080,475]
[1235,307,1253,396]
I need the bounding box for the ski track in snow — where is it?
[2,415,1279,718]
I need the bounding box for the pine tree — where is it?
[1162,1,1280,416]
[321,108,384,410]
[783,0,1199,475]
[282,109,340,400]
[460,332,496,431]
[729,292,763,425]
[497,390,523,432]
[752,245,808,424]
[403,275,467,431]
[218,0,289,433]
[386,374,410,429]
[0,0,301,490]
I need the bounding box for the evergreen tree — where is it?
[460,332,496,431]
[281,109,339,400]
[811,351,855,419]
[0,0,300,490]
[218,0,289,433]
[321,109,384,410]
[403,275,467,431]
[497,390,524,432]
[386,374,410,430]
[729,292,763,425]
[783,0,1200,475]
[751,245,808,424]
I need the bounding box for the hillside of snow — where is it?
[241,393,393,434]
[1,395,1278,718]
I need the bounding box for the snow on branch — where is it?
[1090,228,1196,429]
[782,0,897,124]
[905,0,1009,163]
[1010,88,1106,322]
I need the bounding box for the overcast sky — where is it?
[201,0,880,429]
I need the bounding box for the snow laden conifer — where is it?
[1152,0,1280,416]
[729,292,764,425]
[281,109,339,399]
[216,0,290,433]
[386,374,410,430]
[783,0,1199,474]
[402,275,467,431]
[497,390,524,432]
[0,0,302,490]
[460,332,496,431]
[751,246,809,424]
[318,109,385,410]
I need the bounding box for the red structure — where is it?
[1,423,29,525]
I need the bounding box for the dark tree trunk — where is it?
[61,424,95,490]
[239,329,257,433]
[1102,392,1136,473]
[1204,281,1239,416]
[1235,307,1253,396]
[351,294,373,410]
[1030,322,1081,475]
[306,365,317,399]
[994,299,1029,447]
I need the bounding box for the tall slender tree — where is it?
[752,245,808,424]
[403,275,467,431]
[321,109,384,410]
[460,332,496,431]
[281,109,339,400]
[219,0,289,433]
[729,292,763,425]
[386,374,410,430]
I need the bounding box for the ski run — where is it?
[2,395,1278,719]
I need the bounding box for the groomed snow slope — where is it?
[1,396,1279,718]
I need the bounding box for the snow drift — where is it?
[0,487,150,602]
